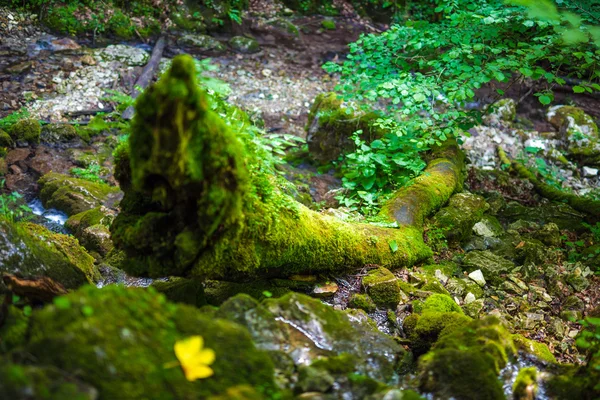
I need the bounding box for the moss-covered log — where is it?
[497,147,600,217]
[110,55,464,280]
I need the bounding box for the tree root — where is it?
[497,146,600,217]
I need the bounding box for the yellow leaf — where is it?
[174,335,215,381]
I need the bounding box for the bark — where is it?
[111,55,465,280]
[497,146,600,217]
[2,273,68,303]
[121,36,166,120]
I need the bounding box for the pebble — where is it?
[468,269,486,287]
[583,166,598,177]
[464,292,476,304]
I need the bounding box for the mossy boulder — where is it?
[216,293,409,384]
[40,123,80,145]
[472,214,504,237]
[407,311,471,356]
[547,105,600,163]
[39,173,120,216]
[362,267,403,307]
[0,219,98,293]
[8,118,41,144]
[418,317,516,400]
[417,293,462,314]
[0,129,14,147]
[348,293,377,312]
[461,250,515,285]
[151,277,207,307]
[501,201,587,232]
[177,34,226,52]
[321,19,336,30]
[512,334,556,363]
[431,192,489,242]
[306,92,383,164]
[22,285,279,399]
[229,36,260,53]
[486,98,516,124]
[66,207,116,256]
[0,360,98,400]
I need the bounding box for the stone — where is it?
[462,251,515,285]
[467,269,486,287]
[95,45,149,66]
[229,36,260,54]
[547,105,600,163]
[177,34,226,52]
[362,267,403,307]
[464,292,476,304]
[486,98,517,123]
[311,281,338,298]
[432,192,490,242]
[583,166,598,177]
[472,214,504,237]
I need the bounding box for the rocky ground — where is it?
[1,3,599,400]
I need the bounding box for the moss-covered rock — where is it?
[0,360,98,400]
[362,267,403,307]
[348,293,377,312]
[39,173,120,216]
[216,293,409,384]
[0,219,98,293]
[472,214,504,237]
[65,207,116,256]
[461,250,515,285]
[512,367,538,400]
[431,192,489,242]
[151,277,207,307]
[177,34,226,52]
[40,123,79,144]
[418,317,516,400]
[408,311,471,356]
[321,19,336,30]
[486,98,516,124]
[229,36,260,53]
[0,305,29,351]
[547,105,600,163]
[418,293,462,314]
[512,334,556,363]
[8,118,41,144]
[305,92,383,164]
[24,285,279,399]
[500,201,587,232]
[0,129,13,147]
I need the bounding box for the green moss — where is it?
[0,129,13,147]
[322,19,336,30]
[8,118,41,144]
[0,305,29,352]
[420,294,463,314]
[348,293,377,312]
[151,277,207,307]
[65,207,114,236]
[41,123,78,144]
[362,267,402,307]
[512,334,557,363]
[0,219,98,292]
[21,222,99,283]
[39,173,119,216]
[0,360,97,400]
[25,285,280,399]
[409,311,471,355]
[512,367,538,399]
[229,36,260,53]
[418,317,516,400]
[310,353,358,375]
[111,55,435,279]
[431,192,489,242]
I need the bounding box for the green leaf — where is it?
[539,95,552,105]
[413,93,426,102]
[573,86,586,93]
[389,240,398,253]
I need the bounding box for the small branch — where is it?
[2,273,68,304]
[121,36,166,120]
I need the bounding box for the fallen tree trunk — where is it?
[121,36,166,120]
[497,146,600,217]
[110,55,464,280]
